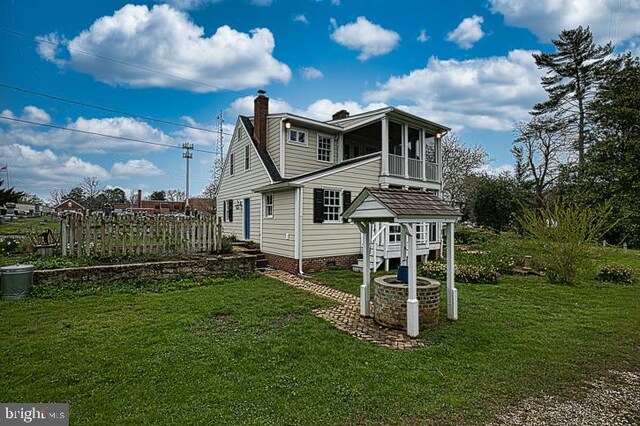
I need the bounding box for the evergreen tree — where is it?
[532,26,617,165]
[0,179,24,206]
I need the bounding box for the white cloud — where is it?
[476,163,515,176]
[417,29,429,43]
[111,159,164,176]
[251,0,272,5]
[330,16,400,60]
[490,0,640,45]
[37,4,291,92]
[161,0,222,10]
[1,105,51,124]
[34,33,68,67]
[0,143,109,192]
[331,0,341,5]
[227,95,386,121]
[447,15,485,49]
[1,108,173,154]
[301,67,324,80]
[364,49,546,131]
[293,14,309,24]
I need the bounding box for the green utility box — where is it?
[0,264,34,300]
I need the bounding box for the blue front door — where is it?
[244,198,250,240]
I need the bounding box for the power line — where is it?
[0,115,218,154]
[0,83,232,135]
[0,26,336,120]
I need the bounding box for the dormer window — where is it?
[288,128,307,146]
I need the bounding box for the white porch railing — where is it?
[389,154,404,176]
[425,162,438,181]
[408,158,422,179]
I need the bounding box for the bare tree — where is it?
[166,189,186,201]
[441,132,487,208]
[512,117,569,203]
[80,177,103,210]
[49,189,66,206]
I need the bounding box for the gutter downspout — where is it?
[297,187,304,274]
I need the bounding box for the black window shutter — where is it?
[342,191,351,223]
[313,188,324,223]
[228,199,233,222]
[223,201,227,222]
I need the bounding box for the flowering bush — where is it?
[597,265,635,284]
[419,262,499,284]
[0,237,21,255]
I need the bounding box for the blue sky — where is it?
[1,0,639,201]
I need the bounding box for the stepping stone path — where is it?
[263,270,426,349]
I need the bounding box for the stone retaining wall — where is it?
[34,254,256,286]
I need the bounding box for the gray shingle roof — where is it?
[240,116,282,182]
[365,187,461,218]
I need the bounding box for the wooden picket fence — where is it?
[60,215,221,257]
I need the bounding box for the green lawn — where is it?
[0,216,60,235]
[1,268,639,424]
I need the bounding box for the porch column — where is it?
[403,124,409,179]
[361,221,371,317]
[337,134,344,162]
[405,223,419,337]
[381,117,389,177]
[446,222,458,320]
[421,131,427,182]
[400,225,407,265]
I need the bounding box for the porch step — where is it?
[352,256,384,273]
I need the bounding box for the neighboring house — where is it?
[216,91,449,274]
[188,197,216,217]
[54,199,86,215]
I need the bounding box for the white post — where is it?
[446,222,458,320]
[361,221,371,317]
[403,124,409,178]
[400,225,407,265]
[421,132,427,181]
[381,117,389,176]
[405,224,419,337]
[372,223,378,273]
[337,133,344,163]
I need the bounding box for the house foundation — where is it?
[263,252,360,274]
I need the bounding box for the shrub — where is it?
[0,237,22,255]
[455,264,499,284]
[419,261,499,284]
[455,226,495,246]
[597,265,635,284]
[517,202,617,285]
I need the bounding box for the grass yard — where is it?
[1,264,639,424]
[0,216,60,235]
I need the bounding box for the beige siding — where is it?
[216,120,271,241]
[302,158,381,258]
[266,117,281,171]
[285,127,338,178]
[261,190,295,257]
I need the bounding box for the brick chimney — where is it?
[253,90,269,149]
[332,109,350,120]
[137,189,142,208]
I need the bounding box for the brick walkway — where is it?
[263,270,426,349]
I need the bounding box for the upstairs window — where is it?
[264,193,274,218]
[229,153,235,176]
[288,129,307,146]
[244,145,250,170]
[317,135,333,162]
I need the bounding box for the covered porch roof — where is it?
[343,187,461,338]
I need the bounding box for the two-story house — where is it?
[216,90,449,274]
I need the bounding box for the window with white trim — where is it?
[416,224,428,242]
[264,193,274,218]
[388,225,401,243]
[317,135,333,162]
[288,128,307,146]
[323,189,341,223]
[244,145,250,170]
[229,153,235,176]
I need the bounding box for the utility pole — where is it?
[182,142,194,212]
[214,110,225,191]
